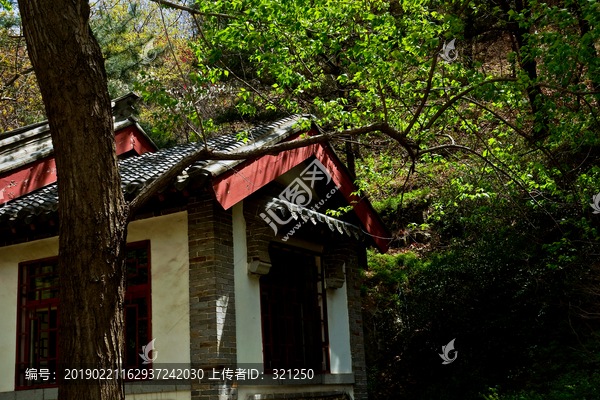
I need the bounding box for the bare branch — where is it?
[377,80,389,123]
[0,67,34,94]
[465,96,529,138]
[536,83,600,96]
[467,96,574,191]
[157,4,208,148]
[435,133,455,145]
[399,161,415,208]
[420,142,563,229]
[456,0,474,17]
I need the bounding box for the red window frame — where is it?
[15,241,152,390]
[259,244,330,373]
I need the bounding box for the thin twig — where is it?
[377,80,389,123]
[192,15,282,114]
[402,46,442,137]
[150,0,243,20]
[157,3,208,149]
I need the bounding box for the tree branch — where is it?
[157,4,208,148]
[192,15,280,113]
[420,142,563,230]
[128,121,415,217]
[467,96,574,192]
[0,66,34,94]
[536,83,600,96]
[377,80,389,123]
[402,48,441,137]
[150,0,240,20]
[423,77,518,130]
[465,96,529,138]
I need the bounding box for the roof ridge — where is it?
[0,114,311,226]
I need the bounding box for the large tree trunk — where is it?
[17,1,127,399]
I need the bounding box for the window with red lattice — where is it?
[15,241,151,389]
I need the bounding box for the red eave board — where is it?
[0,125,155,205]
[114,125,155,156]
[211,130,391,253]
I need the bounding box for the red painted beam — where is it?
[212,136,320,208]
[0,157,58,204]
[114,125,155,156]
[0,125,155,204]
[318,145,391,253]
[211,131,391,252]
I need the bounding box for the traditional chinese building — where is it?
[0,93,390,400]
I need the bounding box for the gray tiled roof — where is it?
[0,115,309,226]
[0,93,157,175]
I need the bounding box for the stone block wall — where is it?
[186,189,369,400]
[323,243,350,288]
[245,213,273,267]
[187,187,238,400]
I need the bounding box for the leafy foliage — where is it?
[0,9,43,132]
[91,1,156,98]
[363,208,599,398]
[3,0,600,397]
[133,1,600,397]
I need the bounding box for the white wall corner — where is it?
[233,201,265,367]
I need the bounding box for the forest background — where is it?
[1,0,599,398]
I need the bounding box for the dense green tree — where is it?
[92,2,154,98]
[144,1,600,398]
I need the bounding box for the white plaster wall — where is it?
[326,264,353,374]
[233,202,265,367]
[0,211,190,396]
[127,212,191,366]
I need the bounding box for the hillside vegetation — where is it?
[2,0,600,398]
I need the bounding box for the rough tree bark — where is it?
[18,1,128,399]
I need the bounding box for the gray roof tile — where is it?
[0,114,309,225]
